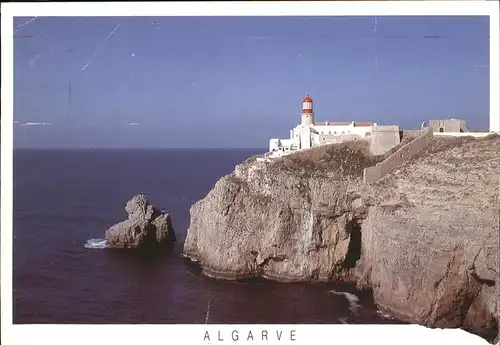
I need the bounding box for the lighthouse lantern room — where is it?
[301,94,314,125]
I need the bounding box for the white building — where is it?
[268,94,393,157]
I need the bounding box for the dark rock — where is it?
[106,194,176,249]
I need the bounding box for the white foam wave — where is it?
[376,310,394,319]
[329,289,361,314]
[84,238,108,249]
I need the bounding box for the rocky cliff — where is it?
[183,135,499,342]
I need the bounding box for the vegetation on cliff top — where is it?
[268,140,379,179]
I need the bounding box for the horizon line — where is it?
[12,147,269,151]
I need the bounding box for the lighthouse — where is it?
[301,94,314,125]
[265,94,402,159]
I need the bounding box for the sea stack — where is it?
[106,194,176,249]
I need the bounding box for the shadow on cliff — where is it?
[343,219,362,269]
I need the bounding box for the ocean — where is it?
[13,149,401,324]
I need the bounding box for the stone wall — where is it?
[363,128,434,183]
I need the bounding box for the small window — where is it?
[342,131,345,134]
[439,127,444,132]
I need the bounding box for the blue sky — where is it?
[13,16,490,148]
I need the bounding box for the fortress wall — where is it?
[370,126,401,156]
[364,128,434,184]
[402,130,424,139]
[373,125,399,131]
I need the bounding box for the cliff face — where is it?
[358,136,499,341]
[183,136,499,341]
[184,142,377,281]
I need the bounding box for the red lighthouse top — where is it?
[302,94,313,114]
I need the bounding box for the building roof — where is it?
[302,94,313,103]
[353,122,374,127]
[315,121,350,126]
[314,121,373,127]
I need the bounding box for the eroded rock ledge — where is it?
[183,136,499,342]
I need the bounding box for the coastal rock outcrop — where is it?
[184,141,377,281]
[183,136,499,342]
[106,194,176,249]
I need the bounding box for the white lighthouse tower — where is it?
[301,94,314,126]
